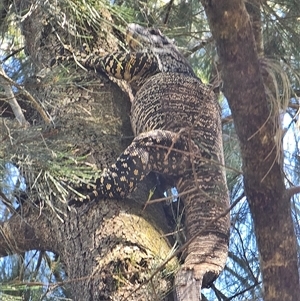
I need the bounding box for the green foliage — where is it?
[2,133,102,220]
[0,252,68,301]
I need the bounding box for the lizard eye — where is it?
[149,28,162,36]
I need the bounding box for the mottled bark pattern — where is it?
[201,1,300,301]
[70,24,230,300]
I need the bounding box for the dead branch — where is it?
[0,65,51,124]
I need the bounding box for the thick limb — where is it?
[69,129,194,206]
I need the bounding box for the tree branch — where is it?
[286,186,300,199]
[0,205,54,257]
[163,0,174,25]
[0,65,28,126]
[0,66,51,124]
[1,47,25,63]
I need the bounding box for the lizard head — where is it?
[126,23,174,51]
[125,23,196,77]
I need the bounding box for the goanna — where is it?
[69,24,230,301]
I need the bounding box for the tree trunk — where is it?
[201,1,300,300]
[0,2,176,300]
[0,190,175,300]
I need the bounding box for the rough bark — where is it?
[0,190,175,300]
[0,1,176,300]
[200,1,300,300]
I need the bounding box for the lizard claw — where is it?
[68,196,89,207]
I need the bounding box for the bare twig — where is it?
[222,115,233,125]
[0,65,51,124]
[224,280,262,301]
[163,0,174,25]
[143,187,197,208]
[0,191,16,213]
[1,47,25,63]
[0,65,28,126]
[147,143,243,175]
[286,186,300,199]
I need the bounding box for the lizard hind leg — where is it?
[68,129,194,207]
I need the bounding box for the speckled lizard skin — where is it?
[69,24,230,301]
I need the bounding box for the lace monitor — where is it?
[69,24,230,301]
